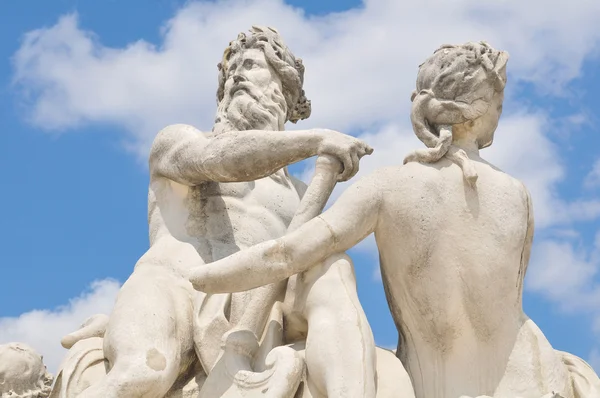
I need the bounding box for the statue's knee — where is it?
[323,252,352,267]
[324,253,356,283]
[108,355,174,396]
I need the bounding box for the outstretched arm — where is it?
[149,124,371,185]
[189,172,384,293]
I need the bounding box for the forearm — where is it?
[189,177,381,293]
[199,129,321,182]
[150,124,323,185]
[189,217,337,293]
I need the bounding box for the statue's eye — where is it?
[228,64,237,76]
[243,59,255,69]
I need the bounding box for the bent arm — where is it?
[149,124,323,185]
[189,173,383,293]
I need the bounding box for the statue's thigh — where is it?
[104,265,194,360]
[296,252,358,317]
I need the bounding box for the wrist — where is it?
[307,129,325,155]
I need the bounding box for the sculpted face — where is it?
[225,48,283,96]
[212,26,311,133]
[215,48,287,132]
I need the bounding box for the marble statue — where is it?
[189,42,600,398]
[0,343,53,398]
[33,24,598,398]
[49,26,407,398]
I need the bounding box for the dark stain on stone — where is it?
[146,348,167,371]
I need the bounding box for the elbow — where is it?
[148,124,208,183]
[148,148,163,178]
[148,126,176,178]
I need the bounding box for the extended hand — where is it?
[189,265,219,293]
[315,129,373,181]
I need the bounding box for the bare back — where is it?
[374,158,568,397]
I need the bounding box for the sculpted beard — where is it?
[214,80,288,133]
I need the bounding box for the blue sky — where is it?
[1,0,600,375]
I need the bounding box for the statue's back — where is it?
[373,158,571,397]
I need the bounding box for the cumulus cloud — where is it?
[527,237,600,311]
[0,279,120,374]
[585,159,600,190]
[526,231,600,364]
[11,0,600,154]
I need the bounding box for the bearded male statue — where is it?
[50,26,377,397]
[190,42,600,398]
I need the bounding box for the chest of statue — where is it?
[182,171,301,245]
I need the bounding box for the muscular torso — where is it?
[373,159,570,398]
[148,168,302,267]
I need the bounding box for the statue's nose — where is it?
[233,74,246,84]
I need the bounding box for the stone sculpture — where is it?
[24,24,595,398]
[0,343,53,398]
[49,26,404,398]
[190,42,600,398]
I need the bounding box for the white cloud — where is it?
[11,0,600,157]
[485,113,600,228]
[13,0,600,227]
[525,231,600,348]
[584,159,600,189]
[0,279,120,374]
[527,238,599,311]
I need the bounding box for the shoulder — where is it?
[152,124,208,147]
[477,160,530,195]
[339,166,402,203]
[380,161,448,190]
[148,124,209,178]
[513,177,533,209]
[150,124,208,159]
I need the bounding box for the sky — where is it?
[0,0,599,376]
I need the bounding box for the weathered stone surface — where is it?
[191,42,600,398]
[0,343,53,398]
[4,24,596,398]
[48,25,378,398]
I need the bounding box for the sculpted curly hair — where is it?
[216,25,311,124]
[404,41,509,186]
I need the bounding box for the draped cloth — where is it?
[558,350,600,398]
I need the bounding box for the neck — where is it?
[452,134,480,157]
